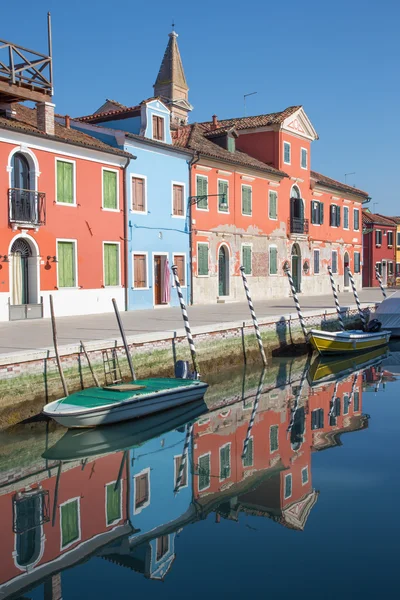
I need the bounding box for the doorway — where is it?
[382,260,387,286]
[153,255,169,306]
[218,245,229,296]
[9,238,42,320]
[291,244,301,293]
[344,252,349,288]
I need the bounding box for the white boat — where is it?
[43,377,208,428]
[374,291,400,336]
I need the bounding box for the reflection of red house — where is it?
[362,212,396,288]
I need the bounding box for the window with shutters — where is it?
[173,254,186,286]
[103,243,120,286]
[197,243,209,276]
[354,208,360,231]
[152,115,165,141]
[198,453,211,491]
[219,444,231,480]
[330,204,341,227]
[284,474,292,499]
[134,470,150,513]
[57,240,77,288]
[60,498,80,549]
[174,456,188,489]
[270,425,279,452]
[354,390,360,412]
[397,232,400,247]
[301,467,309,485]
[242,437,254,467]
[387,231,394,247]
[56,159,75,205]
[269,190,278,220]
[283,142,291,164]
[241,185,252,216]
[311,200,324,225]
[196,175,208,210]
[354,252,361,273]
[301,147,307,169]
[343,394,350,415]
[156,535,169,561]
[397,263,400,275]
[332,251,338,274]
[389,261,394,275]
[172,183,185,217]
[314,249,320,274]
[218,179,229,212]
[242,245,252,275]
[133,253,148,288]
[269,246,278,275]
[132,176,146,212]
[375,230,382,246]
[311,408,324,430]
[343,206,349,229]
[376,262,382,276]
[106,482,122,525]
[102,169,118,210]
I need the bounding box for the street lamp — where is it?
[188,194,228,210]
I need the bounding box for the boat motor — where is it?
[367,319,382,333]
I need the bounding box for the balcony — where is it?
[289,217,309,235]
[9,188,46,227]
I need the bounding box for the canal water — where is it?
[0,348,399,600]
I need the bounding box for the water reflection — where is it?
[0,348,394,598]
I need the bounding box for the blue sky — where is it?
[1,0,399,212]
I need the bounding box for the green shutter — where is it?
[104,243,119,286]
[269,191,277,219]
[344,207,349,229]
[270,425,279,452]
[57,161,74,204]
[198,454,210,490]
[198,244,209,276]
[319,202,324,224]
[242,438,253,467]
[220,445,231,479]
[196,176,208,209]
[242,246,252,275]
[285,474,292,498]
[103,170,117,210]
[106,483,121,524]
[61,500,79,547]
[218,180,228,212]
[270,247,277,275]
[58,241,75,287]
[242,186,252,215]
[336,206,341,227]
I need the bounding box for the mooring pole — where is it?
[49,295,68,397]
[329,379,341,418]
[287,355,310,434]
[348,371,359,405]
[80,341,100,387]
[327,266,345,330]
[174,422,193,493]
[171,264,199,375]
[239,266,267,366]
[375,267,387,299]
[347,269,367,330]
[112,298,136,380]
[284,268,309,342]
[242,368,265,458]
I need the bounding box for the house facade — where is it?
[362,212,396,288]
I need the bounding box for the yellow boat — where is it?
[309,328,390,356]
[308,346,389,386]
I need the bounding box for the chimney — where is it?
[36,101,55,136]
[65,115,71,129]
[212,114,218,130]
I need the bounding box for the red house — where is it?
[362,212,396,288]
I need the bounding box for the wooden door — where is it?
[154,256,162,305]
[218,247,227,296]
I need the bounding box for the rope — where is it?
[241,369,265,458]
[239,266,267,366]
[328,265,345,330]
[284,268,308,341]
[171,264,199,374]
[174,423,193,493]
[347,269,367,330]
[375,267,387,299]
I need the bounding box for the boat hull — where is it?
[308,346,389,386]
[309,329,390,356]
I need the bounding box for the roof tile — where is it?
[311,170,369,199]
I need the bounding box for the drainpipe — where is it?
[123,156,131,311]
[188,151,200,305]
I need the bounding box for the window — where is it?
[396,263,400,275]
[311,200,324,225]
[284,142,291,164]
[269,190,278,219]
[314,249,320,274]
[56,160,74,204]
[284,474,292,499]
[197,243,209,276]
[389,261,394,276]
[343,394,350,415]
[196,175,208,209]
[354,391,360,412]
[61,499,80,548]
[174,456,187,488]
[156,535,169,561]
[270,425,279,452]
[354,208,360,231]
[218,180,229,212]
[301,148,307,169]
[57,241,76,288]
[332,251,338,274]
[104,243,120,286]
[152,115,164,141]
[220,444,231,480]
[301,466,309,485]
[172,184,184,217]
[173,254,185,286]
[387,231,394,247]
[330,204,341,227]
[376,262,382,276]
[343,206,349,229]
[242,185,252,216]
[133,254,147,288]
[103,169,118,210]
[106,482,121,525]
[135,471,149,511]
[397,232,400,247]
[375,230,382,246]
[269,246,278,275]
[354,252,361,273]
[242,437,253,467]
[198,454,210,491]
[311,408,324,430]
[242,245,252,275]
[132,177,146,212]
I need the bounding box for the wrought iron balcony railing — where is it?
[9,188,46,226]
[289,217,309,235]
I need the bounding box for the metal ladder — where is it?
[102,348,123,385]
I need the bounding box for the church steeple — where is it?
[154,30,193,128]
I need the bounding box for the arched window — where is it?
[291,185,301,199]
[12,153,31,191]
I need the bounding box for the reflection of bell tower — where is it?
[154,30,193,129]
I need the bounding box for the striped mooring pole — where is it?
[348,372,359,405]
[327,265,345,331]
[174,422,193,493]
[348,269,367,330]
[171,264,199,375]
[375,267,387,299]
[242,368,265,458]
[239,266,267,366]
[329,379,340,418]
[284,267,309,342]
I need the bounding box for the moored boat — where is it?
[309,328,390,356]
[374,291,400,337]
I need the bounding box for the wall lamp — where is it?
[0,255,9,263]
[188,194,228,210]
[47,255,58,263]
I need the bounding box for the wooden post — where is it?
[112,298,136,381]
[49,295,68,397]
[80,341,100,387]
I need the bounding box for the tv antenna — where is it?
[244,92,257,117]
[345,172,356,185]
